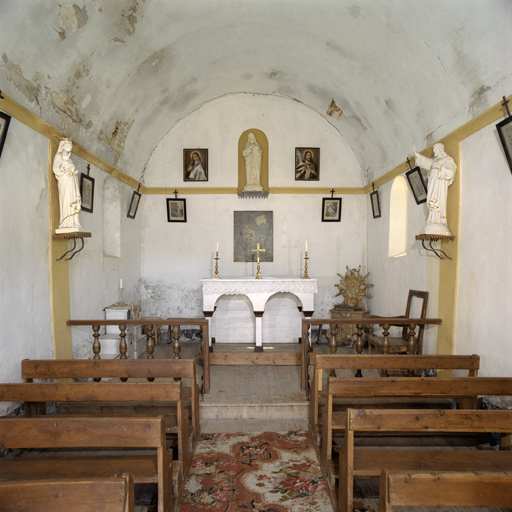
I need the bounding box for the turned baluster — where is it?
[407,323,418,376]
[354,323,365,377]
[92,325,101,359]
[172,325,181,359]
[329,323,339,376]
[145,324,155,359]
[119,324,128,359]
[381,323,391,376]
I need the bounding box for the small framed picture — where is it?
[183,149,208,181]
[406,166,428,204]
[167,198,187,222]
[0,111,12,159]
[127,190,141,219]
[80,174,95,213]
[322,197,341,222]
[295,147,320,181]
[370,190,381,218]
[497,116,512,173]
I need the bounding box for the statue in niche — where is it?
[243,132,263,192]
[413,143,456,236]
[53,138,82,233]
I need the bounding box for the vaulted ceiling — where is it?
[1,0,510,184]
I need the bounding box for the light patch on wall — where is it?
[51,92,82,123]
[326,99,343,119]
[59,4,88,32]
[102,120,135,159]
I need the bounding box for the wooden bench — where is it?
[21,358,199,442]
[0,380,189,484]
[339,408,512,512]
[0,416,173,512]
[0,473,135,512]
[309,353,480,442]
[378,469,512,511]
[321,376,512,490]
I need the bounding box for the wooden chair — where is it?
[367,290,428,354]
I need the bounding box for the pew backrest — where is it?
[0,473,135,512]
[378,470,512,511]
[340,408,512,512]
[21,358,199,437]
[0,415,172,512]
[310,354,480,432]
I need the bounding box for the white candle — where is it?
[120,278,123,289]
[305,241,308,252]
[216,241,219,252]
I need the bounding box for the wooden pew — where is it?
[0,380,189,484]
[21,358,200,442]
[378,469,512,511]
[339,408,512,512]
[0,416,173,512]
[309,353,480,442]
[321,376,512,490]
[0,473,135,512]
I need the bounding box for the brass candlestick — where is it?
[302,251,310,279]
[214,252,220,279]
[251,243,266,279]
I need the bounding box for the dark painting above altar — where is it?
[234,211,273,262]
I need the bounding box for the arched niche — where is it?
[238,129,269,193]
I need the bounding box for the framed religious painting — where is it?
[233,211,273,262]
[370,190,381,218]
[322,197,341,222]
[127,190,141,219]
[167,198,187,222]
[80,174,95,213]
[295,147,320,181]
[406,166,428,204]
[0,111,11,159]
[497,116,512,173]
[183,149,208,181]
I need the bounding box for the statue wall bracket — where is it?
[415,234,454,260]
[53,232,91,261]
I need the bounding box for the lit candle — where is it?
[120,278,123,289]
[305,241,308,252]
[216,241,219,253]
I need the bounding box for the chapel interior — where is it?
[0,1,511,510]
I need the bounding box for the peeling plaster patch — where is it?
[111,37,126,44]
[325,39,350,59]
[51,92,82,123]
[326,99,343,119]
[2,54,41,105]
[348,4,362,18]
[469,85,491,117]
[102,119,135,160]
[120,1,140,36]
[59,4,88,32]
[269,71,278,79]
[242,73,254,80]
[141,281,202,318]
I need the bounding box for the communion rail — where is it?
[301,317,442,391]
[67,318,208,363]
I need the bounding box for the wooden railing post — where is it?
[92,325,101,360]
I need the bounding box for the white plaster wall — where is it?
[141,94,367,341]
[458,123,512,377]
[69,164,143,359]
[366,176,439,353]
[0,121,53,411]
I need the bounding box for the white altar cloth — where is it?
[201,277,317,349]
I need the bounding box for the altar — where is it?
[201,277,317,351]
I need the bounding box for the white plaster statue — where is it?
[413,143,456,236]
[53,139,82,233]
[186,151,206,180]
[243,132,263,192]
